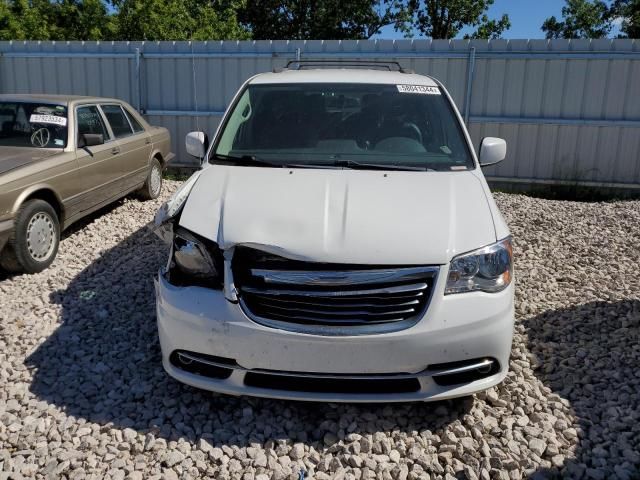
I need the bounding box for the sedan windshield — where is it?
[0,102,68,148]
[213,83,473,170]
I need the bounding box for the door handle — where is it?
[111,147,120,155]
[145,138,151,145]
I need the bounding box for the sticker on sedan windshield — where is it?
[29,114,67,127]
[396,85,441,95]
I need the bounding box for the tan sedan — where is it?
[0,94,174,273]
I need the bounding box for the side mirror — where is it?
[479,137,507,167]
[78,133,104,148]
[186,131,208,159]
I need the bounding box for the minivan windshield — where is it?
[0,102,68,148]
[213,83,473,170]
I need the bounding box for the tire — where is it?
[0,199,60,274]
[138,158,163,200]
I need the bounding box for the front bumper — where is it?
[155,272,515,402]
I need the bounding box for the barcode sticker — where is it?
[30,114,67,127]
[396,85,440,95]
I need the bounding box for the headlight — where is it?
[169,228,223,288]
[445,237,513,294]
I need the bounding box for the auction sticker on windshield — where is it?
[30,114,67,127]
[396,85,440,95]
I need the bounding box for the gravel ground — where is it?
[1,180,639,480]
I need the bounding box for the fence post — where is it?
[464,46,476,126]
[134,47,142,112]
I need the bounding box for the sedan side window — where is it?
[123,108,144,133]
[77,106,108,145]
[101,104,133,139]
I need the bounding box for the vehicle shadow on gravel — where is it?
[0,200,124,281]
[525,300,640,479]
[25,224,471,449]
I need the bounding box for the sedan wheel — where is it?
[0,199,60,274]
[26,211,57,261]
[150,162,162,197]
[139,158,163,200]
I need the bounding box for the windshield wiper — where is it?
[212,153,348,170]
[331,159,432,171]
[211,154,433,171]
[211,153,281,167]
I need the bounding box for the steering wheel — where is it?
[31,127,50,147]
[403,122,423,145]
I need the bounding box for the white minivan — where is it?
[155,62,514,402]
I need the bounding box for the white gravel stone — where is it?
[0,183,638,479]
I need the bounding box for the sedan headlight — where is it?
[445,237,513,294]
[169,228,223,288]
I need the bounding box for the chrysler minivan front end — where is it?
[155,66,514,402]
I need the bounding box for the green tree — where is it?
[53,0,116,39]
[541,0,612,38]
[611,0,640,37]
[403,0,510,39]
[238,0,405,40]
[113,0,249,40]
[0,0,56,39]
[0,0,114,40]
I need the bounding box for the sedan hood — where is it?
[179,165,497,265]
[0,147,60,175]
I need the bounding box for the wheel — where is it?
[0,199,60,274]
[138,158,163,200]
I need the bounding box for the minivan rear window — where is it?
[213,83,473,170]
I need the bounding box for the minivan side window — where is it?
[101,104,133,138]
[123,108,144,133]
[76,106,109,145]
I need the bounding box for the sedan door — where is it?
[99,104,152,192]
[71,105,121,214]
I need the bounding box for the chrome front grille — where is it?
[232,248,438,334]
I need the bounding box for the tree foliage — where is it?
[611,0,640,37]
[114,0,249,40]
[1,0,62,40]
[541,0,640,39]
[0,0,248,40]
[1,0,517,41]
[404,0,510,39]
[237,0,404,40]
[541,0,612,38]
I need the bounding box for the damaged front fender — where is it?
[154,170,203,243]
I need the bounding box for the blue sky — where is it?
[375,0,566,39]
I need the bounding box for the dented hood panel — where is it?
[179,165,497,265]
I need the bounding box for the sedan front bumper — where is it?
[155,272,515,402]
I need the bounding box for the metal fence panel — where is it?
[1,39,638,188]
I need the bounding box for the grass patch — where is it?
[163,168,196,182]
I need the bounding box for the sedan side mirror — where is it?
[78,133,104,148]
[186,131,208,159]
[479,137,507,167]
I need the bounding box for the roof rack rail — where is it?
[284,59,414,74]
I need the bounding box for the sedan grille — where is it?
[232,248,438,334]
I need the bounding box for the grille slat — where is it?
[240,282,429,298]
[254,302,417,318]
[254,295,422,310]
[232,248,438,333]
[257,311,408,326]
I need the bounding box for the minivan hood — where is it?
[179,165,497,265]
[0,147,60,175]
